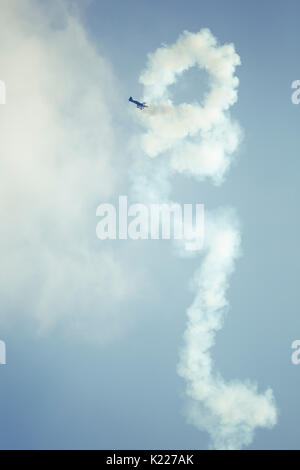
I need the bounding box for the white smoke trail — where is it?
[133,29,277,449]
[138,29,241,185]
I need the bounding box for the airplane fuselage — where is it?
[129,96,148,110]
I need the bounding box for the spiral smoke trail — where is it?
[133,29,277,449]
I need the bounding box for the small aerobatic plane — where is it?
[128,96,148,110]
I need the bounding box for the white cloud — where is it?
[0,0,139,342]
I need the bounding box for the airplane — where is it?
[128,96,148,110]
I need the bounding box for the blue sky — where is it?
[0,0,299,450]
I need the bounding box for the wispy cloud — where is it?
[0,0,139,342]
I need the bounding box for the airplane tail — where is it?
[129,96,133,102]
